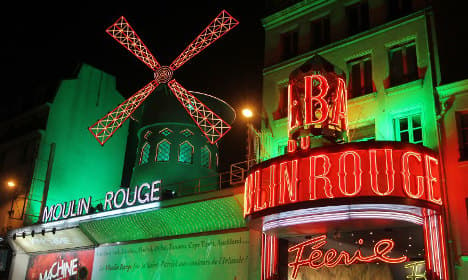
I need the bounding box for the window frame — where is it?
[200,146,212,168]
[178,141,194,164]
[394,113,423,144]
[310,15,330,50]
[280,29,299,60]
[346,1,370,36]
[388,41,418,87]
[139,142,151,165]
[347,54,374,98]
[155,139,171,162]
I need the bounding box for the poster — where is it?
[26,249,94,280]
[91,231,249,280]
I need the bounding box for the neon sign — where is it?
[287,56,348,143]
[42,180,161,223]
[288,235,407,278]
[244,143,442,217]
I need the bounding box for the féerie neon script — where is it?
[288,235,407,278]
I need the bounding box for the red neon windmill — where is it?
[89,10,239,145]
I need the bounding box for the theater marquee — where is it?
[244,142,441,217]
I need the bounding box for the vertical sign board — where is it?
[91,231,249,280]
[26,249,94,280]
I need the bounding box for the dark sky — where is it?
[1,1,467,171]
[1,1,266,171]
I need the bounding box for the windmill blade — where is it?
[89,80,159,145]
[106,16,161,71]
[167,79,231,144]
[169,10,239,71]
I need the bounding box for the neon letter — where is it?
[244,173,255,216]
[288,83,302,131]
[330,78,348,130]
[268,164,277,208]
[309,154,333,199]
[401,152,424,199]
[369,149,395,196]
[300,136,310,150]
[425,155,442,205]
[338,151,362,196]
[304,75,329,125]
[288,139,297,153]
[104,191,114,211]
[255,170,268,211]
[279,160,299,204]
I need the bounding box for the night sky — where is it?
[1,1,266,171]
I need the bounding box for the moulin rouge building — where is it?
[4,1,468,280]
[247,0,468,279]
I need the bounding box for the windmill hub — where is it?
[154,66,173,83]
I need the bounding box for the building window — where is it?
[139,142,150,165]
[310,16,330,50]
[179,141,194,163]
[159,128,173,137]
[348,122,375,142]
[180,128,194,137]
[348,55,373,98]
[277,142,288,156]
[346,1,369,36]
[273,84,288,120]
[201,146,211,168]
[457,112,468,161]
[394,114,422,144]
[280,30,298,60]
[156,140,171,162]
[389,41,418,87]
[387,0,413,20]
[144,130,152,140]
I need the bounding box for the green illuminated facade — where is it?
[26,64,129,223]
[257,1,468,279]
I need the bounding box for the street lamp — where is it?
[241,107,257,167]
[242,108,253,119]
[6,180,16,189]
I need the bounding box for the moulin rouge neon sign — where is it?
[244,145,442,216]
[288,235,407,278]
[42,180,161,223]
[244,73,442,217]
[289,75,347,134]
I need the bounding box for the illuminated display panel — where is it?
[244,142,441,218]
[281,226,425,280]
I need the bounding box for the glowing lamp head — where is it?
[242,108,253,119]
[7,180,16,188]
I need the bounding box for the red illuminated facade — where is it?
[251,1,468,279]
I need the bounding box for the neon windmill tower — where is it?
[89,10,239,145]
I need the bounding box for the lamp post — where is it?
[242,108,257,169]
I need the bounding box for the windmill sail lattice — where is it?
[170,10,239,71]
[168,80,231,143]
[89,10,239,145]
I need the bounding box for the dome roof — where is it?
[138,84,236,128]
